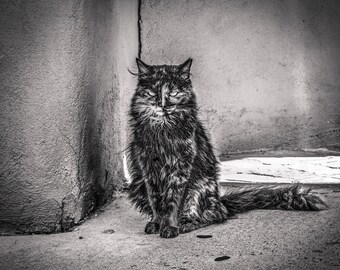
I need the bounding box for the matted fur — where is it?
[127,58,327,238]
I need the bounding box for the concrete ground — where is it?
[1,154,340,270]
[220,151,340,184]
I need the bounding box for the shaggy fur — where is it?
[127,58,327,238]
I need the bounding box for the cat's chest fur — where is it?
[135,127,196,181]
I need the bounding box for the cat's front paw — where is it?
[160,226,179,238]
[179,223,196,234]
[144,222,160,234]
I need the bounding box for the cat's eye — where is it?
[169,90,179,97]
[145,90,156,97]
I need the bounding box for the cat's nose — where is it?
[157,101,164,108]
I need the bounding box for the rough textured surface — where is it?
[91,0,138,205]
[140,0,340,155]
[0,185,339,269]
[0,0,138,233]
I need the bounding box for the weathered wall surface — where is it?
[91,0,138,205]
[140,0,340,155]
[0,0,138,233]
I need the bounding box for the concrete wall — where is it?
[91,0,138,206]
[140,0,340,155]
[0,0,138,234]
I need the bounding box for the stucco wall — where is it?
[0,0,138,233]
[91,0,138,206]
[140,0,340,155]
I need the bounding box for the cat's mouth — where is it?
[154,108,165,116]
[152,106,176,117]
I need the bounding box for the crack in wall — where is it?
[0,0,138,235]
[137,0,142,58]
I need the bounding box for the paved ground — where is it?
[220,153,340,184]
[1,153,340,270]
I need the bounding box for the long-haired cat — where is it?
[127,58,326,238]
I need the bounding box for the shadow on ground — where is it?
[1,185,340,270]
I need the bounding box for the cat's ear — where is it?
[178,58,192,80]
[136,58,151,75]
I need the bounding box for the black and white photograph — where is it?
[0,0,340,269]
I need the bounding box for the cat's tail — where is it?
[220,184,327,216]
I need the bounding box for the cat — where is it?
[127,58,327,238]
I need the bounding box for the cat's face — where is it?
[132,58,196,123]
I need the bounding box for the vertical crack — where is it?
[137,0,142,58]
